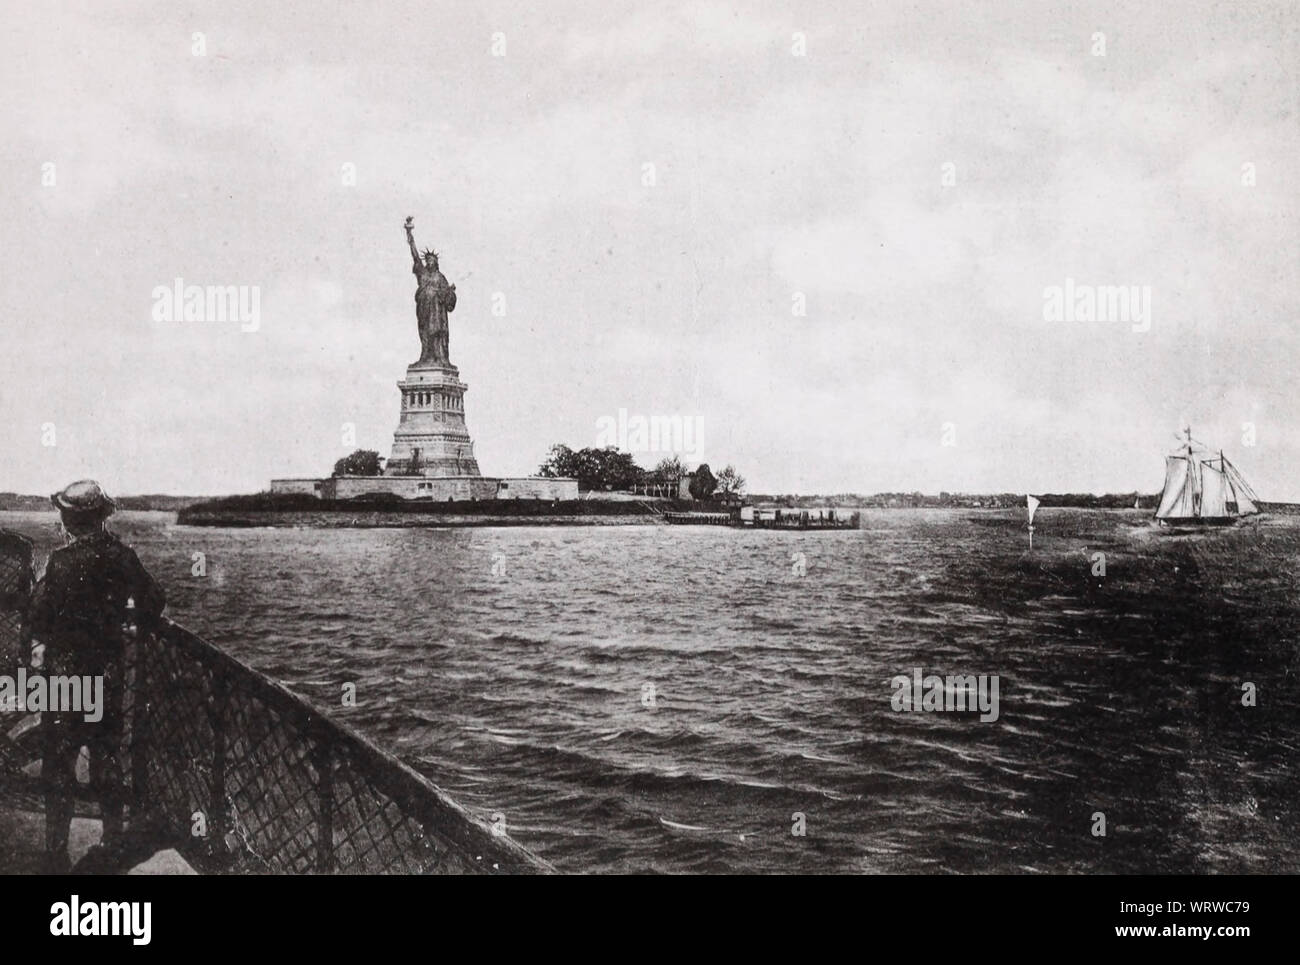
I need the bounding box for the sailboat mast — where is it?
[1155,427,1260,524]
[1221,448,1233,516]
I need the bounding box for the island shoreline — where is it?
[176,510,664,528]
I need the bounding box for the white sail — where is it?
[1155,431,1261,523]
[1224,459,1260,515]
[1026,495,1039,525]
[1200,463,1228,517]
[1235,487,1258,515]
[1155,456,1192,518]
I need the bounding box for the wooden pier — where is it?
[661,507,860,530]
[662,511,733,525]
[746,507,860,529]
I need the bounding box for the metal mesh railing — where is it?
[2,553,550,873]
[124,621,551,873]
[0,531,33,678]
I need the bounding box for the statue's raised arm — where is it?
[404,216,423,274]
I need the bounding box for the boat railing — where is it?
[4,615,551,874]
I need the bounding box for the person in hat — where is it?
[26,479,166,872]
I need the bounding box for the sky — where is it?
[1,0,1297,498]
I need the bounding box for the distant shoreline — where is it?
[5,491,1299,523]
[0,493,210,512]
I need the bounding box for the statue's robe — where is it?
[414,264,456,365]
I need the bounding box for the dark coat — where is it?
[27,530,165,674]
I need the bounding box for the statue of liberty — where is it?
[404,216,457,365]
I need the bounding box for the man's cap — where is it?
[50,479,116,518]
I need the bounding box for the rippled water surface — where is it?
[6,508,1299,873]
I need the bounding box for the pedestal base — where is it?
[384,361,481,477]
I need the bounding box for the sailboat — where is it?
[1155,428,1261,527]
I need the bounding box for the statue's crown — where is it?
[422,248,439,259]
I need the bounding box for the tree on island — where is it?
[653,455,687,482]
[538,444,645,492]
[715,465,746,497]
[635,455,689,497]
[333,449,384,477]
[537,444,582,480]
[689,463,718,500]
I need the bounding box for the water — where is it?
[5,508,1299,873]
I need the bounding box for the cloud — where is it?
[1,2,1297,498]
[563,2,792,62]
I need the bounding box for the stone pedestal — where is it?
[384,361,481,477]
